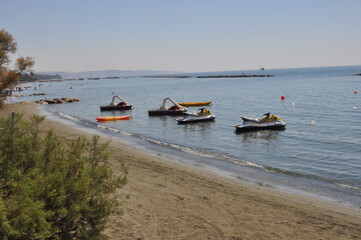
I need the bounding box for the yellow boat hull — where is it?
[96,115,131,122]
[178,101,212,107]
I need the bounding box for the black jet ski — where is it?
[176,108,216,124]
[234,112,286,132]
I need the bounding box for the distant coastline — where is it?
[197,74,274,78]
[143,75,191,78]
[144,74,274,78]
[35,65,361,80]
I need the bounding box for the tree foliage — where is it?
[0,114,127,239]
[0,29,34,108]
[20,73,62,82]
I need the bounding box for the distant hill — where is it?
[36,70,181,79]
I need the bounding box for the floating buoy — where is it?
[280,96,285,100]
[353,106,358,110]
[354,91,358,94]
[310,120,316,126]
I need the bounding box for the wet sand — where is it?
[1,103,361,240]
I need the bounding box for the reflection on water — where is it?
[98,109,132,117]
[235,129,285,143]
[180,121,215,132]
[148,115,177,128]
[148,115,170,121]
[235,129,285,152]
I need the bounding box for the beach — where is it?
[2,102,361,240]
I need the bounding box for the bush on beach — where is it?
[0,113,127,239]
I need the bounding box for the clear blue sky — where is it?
[1,0,360,73]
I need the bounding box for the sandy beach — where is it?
[1,102,361,240]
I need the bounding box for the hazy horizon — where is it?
[38,64,361,75]
[1,0,360,73]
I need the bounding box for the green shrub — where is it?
[0,114,127,239]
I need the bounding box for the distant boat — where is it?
[259,65,265,71]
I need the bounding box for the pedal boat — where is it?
[100,96,132,111]
[178,101,212,107]
[176,108,216,124]
[148,97,187,116]
[96,115,131,122]
[234,113,286,132]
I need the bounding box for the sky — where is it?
[1,0,361,73]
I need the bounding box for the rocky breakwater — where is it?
[34,97,81,105]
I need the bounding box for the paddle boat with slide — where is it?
[148,97,187,116]
[100,95,132,111]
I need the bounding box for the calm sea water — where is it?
[14,66,361,207]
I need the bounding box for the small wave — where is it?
[264,166,361,191]
[48,111,134,137]
[140,136,265,169]
[96,124,133,136]
[336,183,361,191]
[58,112,79,121]
[263,166,334,181]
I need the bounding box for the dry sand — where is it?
[1,103,361,240]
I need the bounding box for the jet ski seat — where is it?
[241,116,263,123]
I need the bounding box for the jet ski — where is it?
[148,97,187,116]
[234,112,286,132]
[176,108,216,124]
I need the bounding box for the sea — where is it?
[12,65,361,208]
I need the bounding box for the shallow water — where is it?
[15,65,361,207]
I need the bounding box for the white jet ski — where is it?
[234,112,286,132]
[176,108,216,124]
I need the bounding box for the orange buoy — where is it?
[280,96,285,100]
[354,91,358,94]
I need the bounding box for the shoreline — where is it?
[42,106,361,209]
[2,103,361,239]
